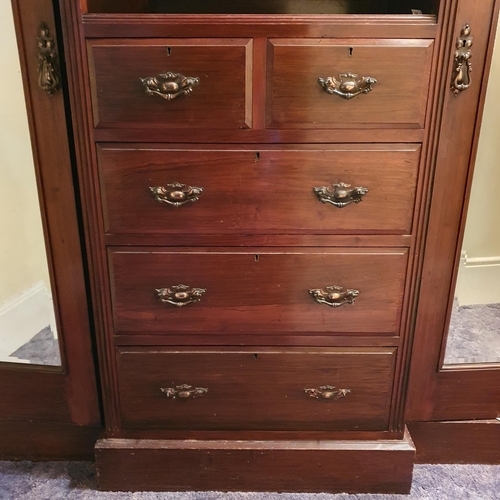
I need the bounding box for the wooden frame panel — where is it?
[406,0,500,422]
[0,0,101,458]
[409,421,500,464]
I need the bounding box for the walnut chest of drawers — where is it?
[61,0,459,493]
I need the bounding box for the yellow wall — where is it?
[462,25,500,259]
[0,2,52,305]
[455,22,500,306]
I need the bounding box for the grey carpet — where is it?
[445,302,500,364]
[9,326,61,366]
[0,462,499,499]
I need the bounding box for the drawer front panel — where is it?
[117,347,397,431]
[98,145,420,234]
[109,248,408,335]
[267,39,434,129]
[88,39,252,129]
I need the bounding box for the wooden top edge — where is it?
[82,13,438,26]
[439,362,500,371]
[108,246,409,255]
[96,143,422,152]
[96,436,415,451]
[410,419,500,425]
[116,346,398,355]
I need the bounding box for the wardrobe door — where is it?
[0,0,100,459]
[406,0,500,423]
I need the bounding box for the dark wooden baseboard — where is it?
[409,420,500,464]
[95,429,415,493]
[0,419,101,460]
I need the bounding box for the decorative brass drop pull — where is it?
[37,23,59,96]
[313,182,368,208]
[318,73,377,100]
[161,384,208,399]
[150,183,204,207]
[141,72,200,100]
[156,284,206,307]
[304,386,351,400]
[309,285,359,308]
[451,24,473,96]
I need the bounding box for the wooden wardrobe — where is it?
[1,0,498,493]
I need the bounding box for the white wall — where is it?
[455,23,500,306]
[0,3,56,359]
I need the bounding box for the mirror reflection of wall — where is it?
[0,2,61,366]
[444,21,500,365]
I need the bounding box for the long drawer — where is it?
[88,39,252,129]
[98,144,420,235]
[116,347,397,431]
[267,38,434,129]
[109,248,408,336]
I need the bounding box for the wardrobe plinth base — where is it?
[95,430,415,493]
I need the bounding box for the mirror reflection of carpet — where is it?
[10,326,61,366]
[445,301,500,364]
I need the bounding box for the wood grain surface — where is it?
[409,420,500,464]
[0,0,100,436]
[267,38,434,129]
[98,144,420,235]
[95,431,415,493]
[116,346,396,431]
[405,0,500,422]
[88,38,252,129]
[109,247,408,335]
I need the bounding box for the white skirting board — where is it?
[455,253,500,306]
[0,282,57,363]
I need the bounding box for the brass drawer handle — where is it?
[451,24,473,96]
[150,183,204,207]
[304,386,351,400]
[313,182,368,208]
[309,285,359,308]
[141,72,200,100]
[161,384,208,399]
[156,284,207,307]
[318,73,377,100]
[37,23,59,96]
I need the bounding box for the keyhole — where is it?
[349,47,353,57]
[255,152,260,161]
[254,353,259,359]
[255,255,260,262]
[167,47,172,56]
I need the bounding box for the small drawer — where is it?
[109,247,408,336]
[116,347,397,431]
[98,144,420,235]
[267,39,434,129]
[87,39,252,129]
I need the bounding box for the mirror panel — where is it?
[444,19,500,365]
[0,1,61,366]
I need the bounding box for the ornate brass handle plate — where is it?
[318,73,377,100]
[150,183,204,207]
[313,182,368,208]
[161,384,208,399]
[156,284,207,307]
[37,23,59,96]
[304,386,351,400]
[309,285,359,308]
[141,72,200,100]
[451,24,473,96]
